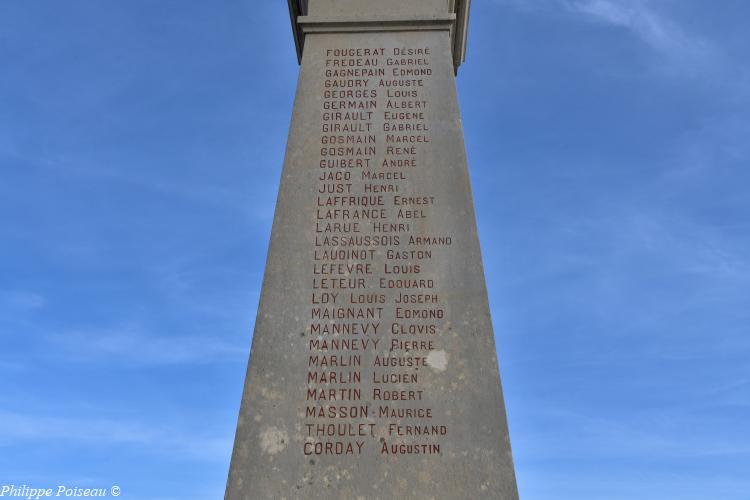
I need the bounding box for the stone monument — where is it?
[226,1,519,498]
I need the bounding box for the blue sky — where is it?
[1,1,748,499]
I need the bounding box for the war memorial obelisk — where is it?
[226,1,519,498]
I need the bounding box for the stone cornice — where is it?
[287,0,471,73]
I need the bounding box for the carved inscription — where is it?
[305,45,451,457]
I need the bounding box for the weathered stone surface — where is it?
[226,3,518,499]
[309,0,447,17]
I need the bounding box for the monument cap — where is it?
[287,0,471,72]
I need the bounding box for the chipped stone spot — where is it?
[254,414,262,422]
[426,350,448,371]
[259,426,289,455]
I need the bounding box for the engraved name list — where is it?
[306,44,452,458]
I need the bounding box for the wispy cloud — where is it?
[617,207,750,282]
[146,255,261,323]
[0,290,46,310]
[0,410,231,461]
[46,325,247,365]
[668,114,750,178]
[568,0,715,67]
[516,406,750,460]
[496,0,718,74]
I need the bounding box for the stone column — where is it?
[225,1,519,498]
